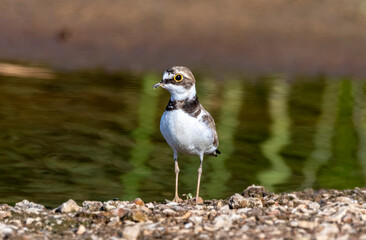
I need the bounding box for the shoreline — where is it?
[1,185,366,239]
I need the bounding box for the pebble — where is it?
[0,223,16,238]
[189,215,203,225]
[132,198,145,207]
[298,221,316,229]
[103,201,119,211]
[146,202,154,209]
[14,200,45,214]
[162,208,177,216]
[214,215,230,229]
[316,223,339,239]
[25,218,35,225]
[82,201,103,211]
[131,210,147,222]
[76,225,86,235]
[123,225,140,240]
[228,194,263,209]
[54,199,81,213]
[111,207,129,217]
[184,222,193,229]
[166,201,178,207]
[219,205,230,213]
[108,216,120,226]
[0,211,11,219]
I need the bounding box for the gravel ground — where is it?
[1,185,366,239]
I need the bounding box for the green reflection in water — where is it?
[206,78,243,198]
[353,81,366,181]
[301,80,340,189]
[2,64,366,206]
[120,74,160,200]
[258,77,291,192]
[318,80,363,188]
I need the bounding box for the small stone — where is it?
[163,208,177,216]
[289,221,298,227]
[146,202,154,209]
[360,234,366,240]
[203,225,218,232]
[342,213,353,223]
[242,185,269,198]
[0,204,11,211]
[195,197,204,204]
[103,201,118,211]
[176,211,192,220]
[108,216,120,226]
[189,215,203,225]
[123,225,140,240]
[194,225,203,233]
[54,199,81,213]
[308,201,320,211]
[316,223,339,239]
[0,211,11,219]
[184,222,193,229]
[132,198,145,207]
[131,210,147,222]
[111,207,129,218]
[214,215,231,229]
[341,224,353,232]
[298,221,316,229]
[0,223,16,239]
[216,200,225,208]
[124,220,136,226]
[287,193,298,200]
[166,201,178,207]
[14,200,45,214]
[139,206,152,214]
[264,220,273,225]
[9,220,22,227]
[82,201,103,211]
[172,205,184,212]
[228,194,263,209]
[76,225,86,235]
[241,225,249,232]
[26,218,35,225]
[219,205,230,213]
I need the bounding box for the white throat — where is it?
[164,84,197,101]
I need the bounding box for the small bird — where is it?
[153,66,220,203]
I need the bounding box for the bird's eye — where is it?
[174,74,183,82]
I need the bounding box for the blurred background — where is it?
[1,1,366,207]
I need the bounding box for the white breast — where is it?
[160,109,215,156]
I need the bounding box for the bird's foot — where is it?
[172,196,183,203]
[194,196,203,204]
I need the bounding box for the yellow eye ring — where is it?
[174,74,183,82]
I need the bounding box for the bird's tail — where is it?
[211,149,221,157]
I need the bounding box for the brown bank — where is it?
[1,185,366,239]
[1,1,366,76]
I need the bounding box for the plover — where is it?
[153,66,220,203]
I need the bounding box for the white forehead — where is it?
[163,71,175,79]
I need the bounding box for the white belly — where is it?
[160,109,215,156]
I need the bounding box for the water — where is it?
[0,65,365,207]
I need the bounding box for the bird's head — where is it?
[153,66,196,101]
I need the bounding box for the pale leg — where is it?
[195,154,204,203]
[172,151,182,202]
